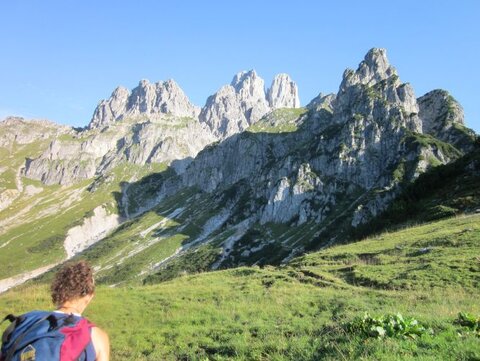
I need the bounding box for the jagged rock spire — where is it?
[89,86,130,129]
[88,79,200,129]
[267,74,300,109]
[340,48,398,90]
[200,70,300,138]
[333,47,421,132]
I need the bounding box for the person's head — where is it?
[51,260,95,308]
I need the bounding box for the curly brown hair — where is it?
[51,260,95,306]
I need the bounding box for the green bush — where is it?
[456,312,480,337]
[346,312,432,339]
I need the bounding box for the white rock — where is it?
[88,79,200,129]
[64,206,122,258]
[200,70,300,138]
[267,74,300,109]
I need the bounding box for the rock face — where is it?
[97,118,216,174]
[418,89,475,151]
[0,117,69,147]
[23,71,302,186]
[1,47,477,285]
[267,74,300,109]
[23,117,216,185]
[343,48,397,87]
[89,79,200,129]
[64,206,122,259]
[200,70,300,138]
[89,86,130,129]
[199,70,269,138]
[155,48,473,268]
[306,93,336,112]
[21,78,217,186]
[335,48,421,130]
[419,89,463,132]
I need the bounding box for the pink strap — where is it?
[59,318,94,361]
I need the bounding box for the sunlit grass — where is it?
[1,215,479,360]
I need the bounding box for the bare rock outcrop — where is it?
[418,89,476,151]
[267,73,300,109]
[89,79,200,129]
[200,70,300,138]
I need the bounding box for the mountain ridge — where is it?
[0,47,477,289]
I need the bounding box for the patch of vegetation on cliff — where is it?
[352,145,480,239]
[403,130,463,159]
[248,108,307,133]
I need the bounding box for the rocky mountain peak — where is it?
[0,117,70,148]
[88,79,199,129]
[333,47,421,133]
[306,93,336,112]
[341,48,398,89]
[267,73,300,109]
[1,116,26,126]
[200,70,269,138]
[112,86,130,99]
[231,70,258,87]
[200,70,300,138]
[230,69,267,102]
[418,89,464,130]
[417,89,475,150]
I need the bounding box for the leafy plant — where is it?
[456,312,480,337]
[346,312,432,339]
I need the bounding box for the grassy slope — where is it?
[352,145,480,240]
[0,163,167,279]
[247,108,308,133]
[1,214,479,360]
[0,114,203,280]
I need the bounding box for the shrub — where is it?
[345,312,432,339]
[456,312,480,337]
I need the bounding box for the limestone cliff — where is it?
[89,79,200,129]
[200,70,300,138]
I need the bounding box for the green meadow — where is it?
[1,214,479,360]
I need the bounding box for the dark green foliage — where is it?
[143,244,221,284]
[346,312,432,339]
[456,312,480,337]
[352,145,480,239]
[27,235,64,254]
[403,130,462,159]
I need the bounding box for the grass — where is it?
[248,108,307,133]
[0,180,109,278]
[352,145,480,240]
[0,140,52,190]
[403,131,463,160]
[291,214,480,290]
[75,187,229,284]
[1,214,479,360]
[0,162,173,279]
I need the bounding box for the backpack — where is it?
[0,311,95,361]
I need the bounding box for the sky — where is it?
[0,0,479,132]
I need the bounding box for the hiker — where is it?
[0,260,110,361]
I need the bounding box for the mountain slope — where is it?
[0,48,477,288]
[97,48,474,282]
[352,142,480,239]
[2,214,479,360]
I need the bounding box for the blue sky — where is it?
[0,0,479,132]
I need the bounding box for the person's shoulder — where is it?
[91,326,110,361]
[91,326,109,340]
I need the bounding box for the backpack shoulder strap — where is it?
[59,317,95,361]
[3,312,56,361]
[1,315,22,345]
